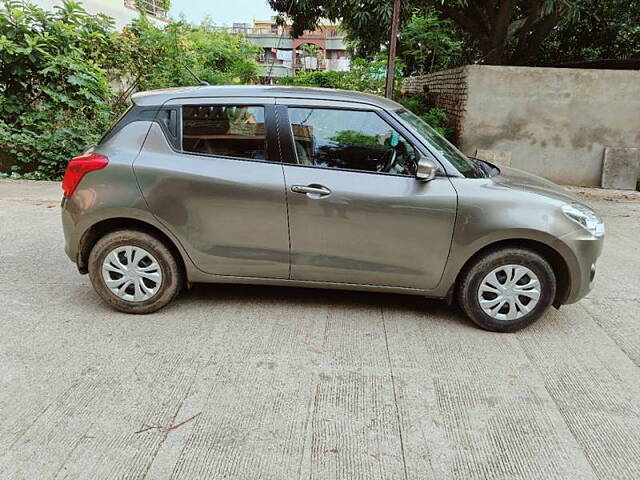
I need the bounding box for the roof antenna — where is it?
[184,63,209,86]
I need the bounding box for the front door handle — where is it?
[291,184,332,197]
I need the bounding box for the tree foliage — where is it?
[0,0,261,179]
[533,0,640,65]
[268,0,637,66]
[0,0,116,179]
[119,15,261,93]
[278,57,401,96]
[278,58,453,137]
[399,10,464,74]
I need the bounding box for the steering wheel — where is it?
[380,148,397,173]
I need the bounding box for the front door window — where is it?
[288,108,418,176]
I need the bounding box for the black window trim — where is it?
[154,106,180,150]
[175,102,282,164]
[279,104,432,179]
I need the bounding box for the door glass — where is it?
[288,108,417,175]
[182,105,266,160]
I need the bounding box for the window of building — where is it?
[124,0,168,18]
[288,108,417,176]
[182,105,267,161]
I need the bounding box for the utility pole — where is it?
[385,0,401,98]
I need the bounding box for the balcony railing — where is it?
[210,26,286,35]
[124,0,168,19]
[210,26,345,38]
[293,58,326,70]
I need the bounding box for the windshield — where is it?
[397,109,477,177]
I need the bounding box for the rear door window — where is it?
[182,105,266,161]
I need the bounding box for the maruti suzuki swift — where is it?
[61,86,604,332]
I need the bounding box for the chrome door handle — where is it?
[291,184,332,197]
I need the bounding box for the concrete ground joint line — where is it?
[381,307,409,480]
[579,302,640,369]
[511,336,600,479]
[141,358,203,480]
[297,384,318,480]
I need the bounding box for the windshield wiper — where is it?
[469,157,500,178]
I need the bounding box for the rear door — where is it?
[277,100,458,290]
[134,97,290,279]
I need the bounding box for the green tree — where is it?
[533,0,640,65]
[278,58,453,137]
[268,0,583,65]
[278,57,400,96]
[0,0,116,179]
[399,10,464,74]
[118,14,262,95]
[0,0,263,179]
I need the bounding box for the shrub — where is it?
[0,1,262,179]
[396,94,455,139]
[0,0,116,179]
[279,58,455,138]
[278,58,396,96]
[118,15,262,92]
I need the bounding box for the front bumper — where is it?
[554,228,604,305]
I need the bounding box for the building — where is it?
[218,17,351,81]
[30,0,169,29]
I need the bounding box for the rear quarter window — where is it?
[98,105,179,149]
[182,105,266,161]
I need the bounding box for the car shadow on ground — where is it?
[177,282,472,329]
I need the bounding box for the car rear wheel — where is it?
[88,230,182,314]
[457,247,556,332]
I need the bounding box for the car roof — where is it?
[131,85,403,110]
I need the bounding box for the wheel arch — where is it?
[452,238,571,308]
[77,217,187,281]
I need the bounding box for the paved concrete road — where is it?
[1,180,639,480]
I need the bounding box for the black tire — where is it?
[457,247,556,332]
[88,229,182,314]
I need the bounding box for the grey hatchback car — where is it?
[61,86,604,332]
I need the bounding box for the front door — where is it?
[135,99,290,279]
[279,105,457,290]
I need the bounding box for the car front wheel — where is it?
[457,247,556,332]
[88,230,182,314]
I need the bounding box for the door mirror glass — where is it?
[416,157,438,181]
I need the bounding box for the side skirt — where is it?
[186,271,446,298]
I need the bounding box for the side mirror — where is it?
[415,157,438,182]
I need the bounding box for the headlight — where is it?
[562,203,605,237]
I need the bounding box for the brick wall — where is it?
[403,67,469,143]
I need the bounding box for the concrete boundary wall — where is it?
[404,65,640,187]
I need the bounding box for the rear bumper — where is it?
[555,229,604,305]
[61,197,78,263]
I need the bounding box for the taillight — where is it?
[61,153,108,198]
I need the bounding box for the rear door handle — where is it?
[291,184,332,197]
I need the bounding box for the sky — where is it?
[170,0,277,26]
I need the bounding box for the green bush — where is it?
[279,59,455,139]
[0,0,262,179]
[278,58,396,96]
[118,16,262,92]
[395,94,454,139]
[0,0,116,179]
